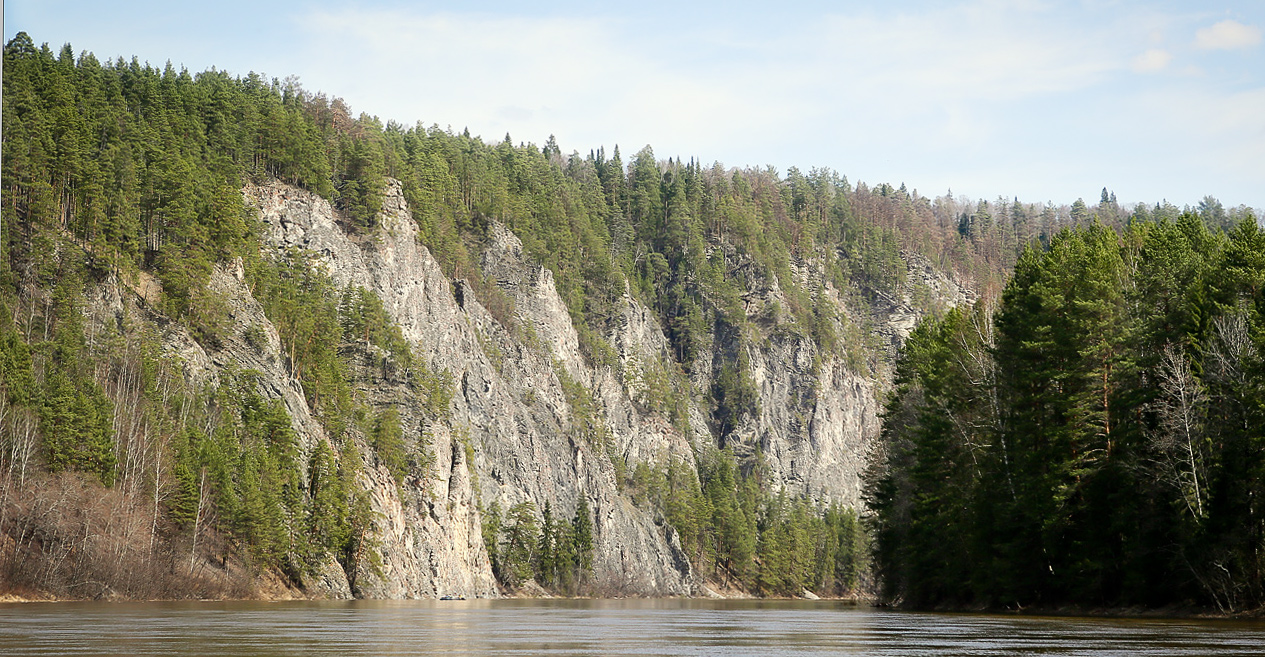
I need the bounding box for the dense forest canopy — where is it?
[870,215,1265,612]
[1,33,1260,604]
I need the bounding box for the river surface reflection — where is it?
[2,598,1263,656]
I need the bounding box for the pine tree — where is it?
[571,496,594,577]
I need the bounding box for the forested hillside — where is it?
[0,33,921,599]
[870,215,1265,612]
[2,33,1257,606]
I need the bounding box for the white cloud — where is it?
[789,2,1130,157]
[298,11,617,104]
[292,10,636,147]
[292,1,1132,155]
[1132,49,1172,73]
[276,2,1264,206]
[292,9,806,158]
[1194,20,1262,51]
[818,9,1120,100]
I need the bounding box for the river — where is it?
[2,599,1262,656]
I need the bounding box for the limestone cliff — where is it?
[244,180,697,596]
[102,177,969,599]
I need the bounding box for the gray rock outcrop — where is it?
[245,179,699,596]
[100,176,970,599]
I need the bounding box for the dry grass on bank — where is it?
[0,472,260,601]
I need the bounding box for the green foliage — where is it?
[337,285,451,419]
[699,449,757,585]
[3,264,120,487]
[248,250,355,436]
[169,460,200,528]
[498,500,538,587]
[868,304,996,606]
[627,447,870,597]
[371,407,407,485]
[1,34,379,340]
[536,500,558,587]
[0,35,624,594]
[664,458,710,566]
[711,350,758,441]
[0,29,1065,461]
[307,439,375,574]
[307,440,351,560]
[481,500,503,579]
[340,285,454,419]
[625,354,692,438]
[159,372,373,579]
[870,214,1265,611]
[571,496,595,574]
[484,496,596,595]
[341,286,413,368]
[0,319,37,407]
[338,125,387,230]
[822,504,869,594]
[557,364,612,450]
[39,371,116,486]
[17,34,1253,606]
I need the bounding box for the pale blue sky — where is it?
[6,1,1264,210]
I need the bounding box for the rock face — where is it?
[872,250,976,355]
[243,180,697,596]
[738,249,973,508]
[109,177,974,599]
[745,337,882,508]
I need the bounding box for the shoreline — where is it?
[882,600,1265,621]
[3,589,1259,620]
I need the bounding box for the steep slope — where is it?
[246,179,697,596]
[237,178,972,596]
[0,39,987,599]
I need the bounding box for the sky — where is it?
[5,0,1264,210]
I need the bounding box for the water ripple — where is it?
[1,599,1262,657]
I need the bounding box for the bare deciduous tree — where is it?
[1207,312,1251,387]
[1149,344,1209,520]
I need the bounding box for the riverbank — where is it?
[5,573,1253,619]
[1003,603,1265,621]
[886,599,1265,621]
[7,589,1247,620]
